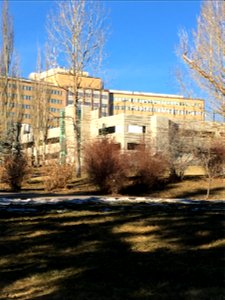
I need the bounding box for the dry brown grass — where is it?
[150,177,225,200]
[2,166,224,200]
[42,162,74,191]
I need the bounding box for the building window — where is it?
[101,94,108,100]
[128,125,146,134]
[22,95,32,100]
[49,107,60,113]
[47,137,60,144]
[22,85,32,91]
[22,104,31,109]
[127,143,140,150]
[23,113,31,119]
[48,99,62,104]
[99,126,115,135]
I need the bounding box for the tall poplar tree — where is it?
[178,1,225,117]
[0,0,23,156]
[47,0,106,177]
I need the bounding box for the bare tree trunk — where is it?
[206,176,211,199]
[31,48,51,166]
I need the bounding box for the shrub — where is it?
[42,161,74,191]
[0,153,30,191]
[83,138,128,193]
[130,144,167,191]
[196,140,225,198]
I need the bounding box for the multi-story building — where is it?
[30,68,111,117]
[0,70,111,134]
[109,90,205,121]
[0,76,67,122]
[1,68,209,165]
[0,68,206,133]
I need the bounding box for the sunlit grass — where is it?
[1,268,85,300]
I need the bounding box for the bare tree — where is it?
[30,48,51,166]
[0,0,23,156]
[166,122,196,181]
[47,0,106,177]
[178,1,225,117]
[196,139,225,199]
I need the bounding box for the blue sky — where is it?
[8,0,202,95]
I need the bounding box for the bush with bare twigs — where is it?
[196,140,225,198]
[42,162,74,191]
[130,145,167,192]
[0,154,30,191]
[83,138,128,193]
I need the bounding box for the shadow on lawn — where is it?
[173,186,225,200]
[0,203,225,300]
[0,190,101,200]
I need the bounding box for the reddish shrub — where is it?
[42,161,74,191]
[130,144,167,191]
[0,154,30,191]
[83,138,128,193]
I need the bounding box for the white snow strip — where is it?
[0,196,225,207]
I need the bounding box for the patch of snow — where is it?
[0,195,224,213]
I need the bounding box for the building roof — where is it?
[109,89,185,99]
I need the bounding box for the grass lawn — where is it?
[1,176,224,201]
[0,202,224,299]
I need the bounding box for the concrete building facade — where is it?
[21,104,225,167]
[110,90,205,121]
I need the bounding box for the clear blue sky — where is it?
[8,0,202,95]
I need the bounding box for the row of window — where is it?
[1,101,61,110]
[114,105,203,115]
[69,98,108,109]
[114,97,203,108]
[2,84,32,91]
[48,99,63,104]
[1,94,32,100]
[48,89,62,95]
[4,84,63,96]
[22,85,32,91]
[22,95,32,100]
[0,92,18,98]
[1,102,31,109]
[5,111,31,119]
[49,107,60,113]
[68,90,108,99]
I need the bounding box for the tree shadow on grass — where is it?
[172,186,225,200]
[0,203,224,300]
